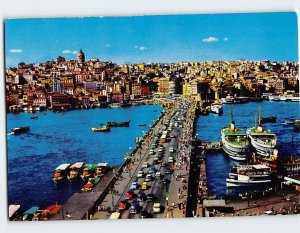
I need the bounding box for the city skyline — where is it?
[5,12,299,67]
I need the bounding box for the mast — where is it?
[254,113,257,128]
[258,105,261,126]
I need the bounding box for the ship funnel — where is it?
[230,120,235,131]
[257,124,263,133]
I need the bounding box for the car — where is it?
[153,203,161,213]
[141,181,148,190]
[130,202,140,214]
[168,156,174,163]
[164,167,172,174]
[125,190,134,200]
[146,194,155,202]
[169,147,174,153]
[118,200,128,210]
[148,166,157,174]
[145,174,153,182]
[130,182,139,190]
[142,162,149,168]
[140,210,153,219]
[163,177,170,184]
[155,171,162,179]
[137,192,146,202]
[149,149,155,155]
[264,210,277,215]
[137,171,144,178]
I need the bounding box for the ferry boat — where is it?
[67,162,85,182]
[226,164,272,187]
[107,120,130,127]
[247,107,277,159]
[210,100,223,115]
[52,163,71,183]
[91,125,110,132]
[80,164,97,180]
[11,126,30,135]
[221,111,250,161]
[220,95,234,104]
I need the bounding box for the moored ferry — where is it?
[226,164,272,187]
[52,163,71,183]
[221,110,250,161]
[247,107,277,160]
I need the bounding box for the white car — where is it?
[168,156,174,163]
[137,171,144,178]
[169,147,174,153]
[142,162,149,168]
[153,203,161,213]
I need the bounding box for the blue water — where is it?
[7,105,164,211]
[195,101,300,197]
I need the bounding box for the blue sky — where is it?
[5,12,299,67]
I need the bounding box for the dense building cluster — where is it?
[5,49,299,111]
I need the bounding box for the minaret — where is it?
[77,49,85,65]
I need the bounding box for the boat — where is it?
[261,116,277,123]
[138,123,147,126]
[11,126,30,135]
[107,120,130,127]
[81,177,100,192]
[52,163,71,183]
[91,126,110,132]
[293,119,300,131]
[95,162,109,178]
[247,107,277,160]
[22,206,40,221]
[220,95,235,104]
[80,164,97,180]
[67,162,85,182]
[9,204,21,221]
[210,100,223,115]
[221,110,250,161]
[283,118,294,125]
[226,164,272,187]
[32,205,62,221]
[110,103,123,108]
[30,116,38,120]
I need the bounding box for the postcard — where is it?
[5,12,300,221]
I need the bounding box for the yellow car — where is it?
[141,181,148,190]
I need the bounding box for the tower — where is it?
[77,49,85,64]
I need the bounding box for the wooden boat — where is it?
[91,126,110,132]
[9,204,21,221]
[32,205,62,221]
[67,162,85,182]
[261,116,277,123]
[80,164,97,180]
[81,177,100,192]
[95,163,109,178]
[52,163,71,183]
[107,120,130,127]
[11,126,30,135]
[22,206,40,221]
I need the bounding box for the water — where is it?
[7,105,164,211]
[195,101,300,197]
